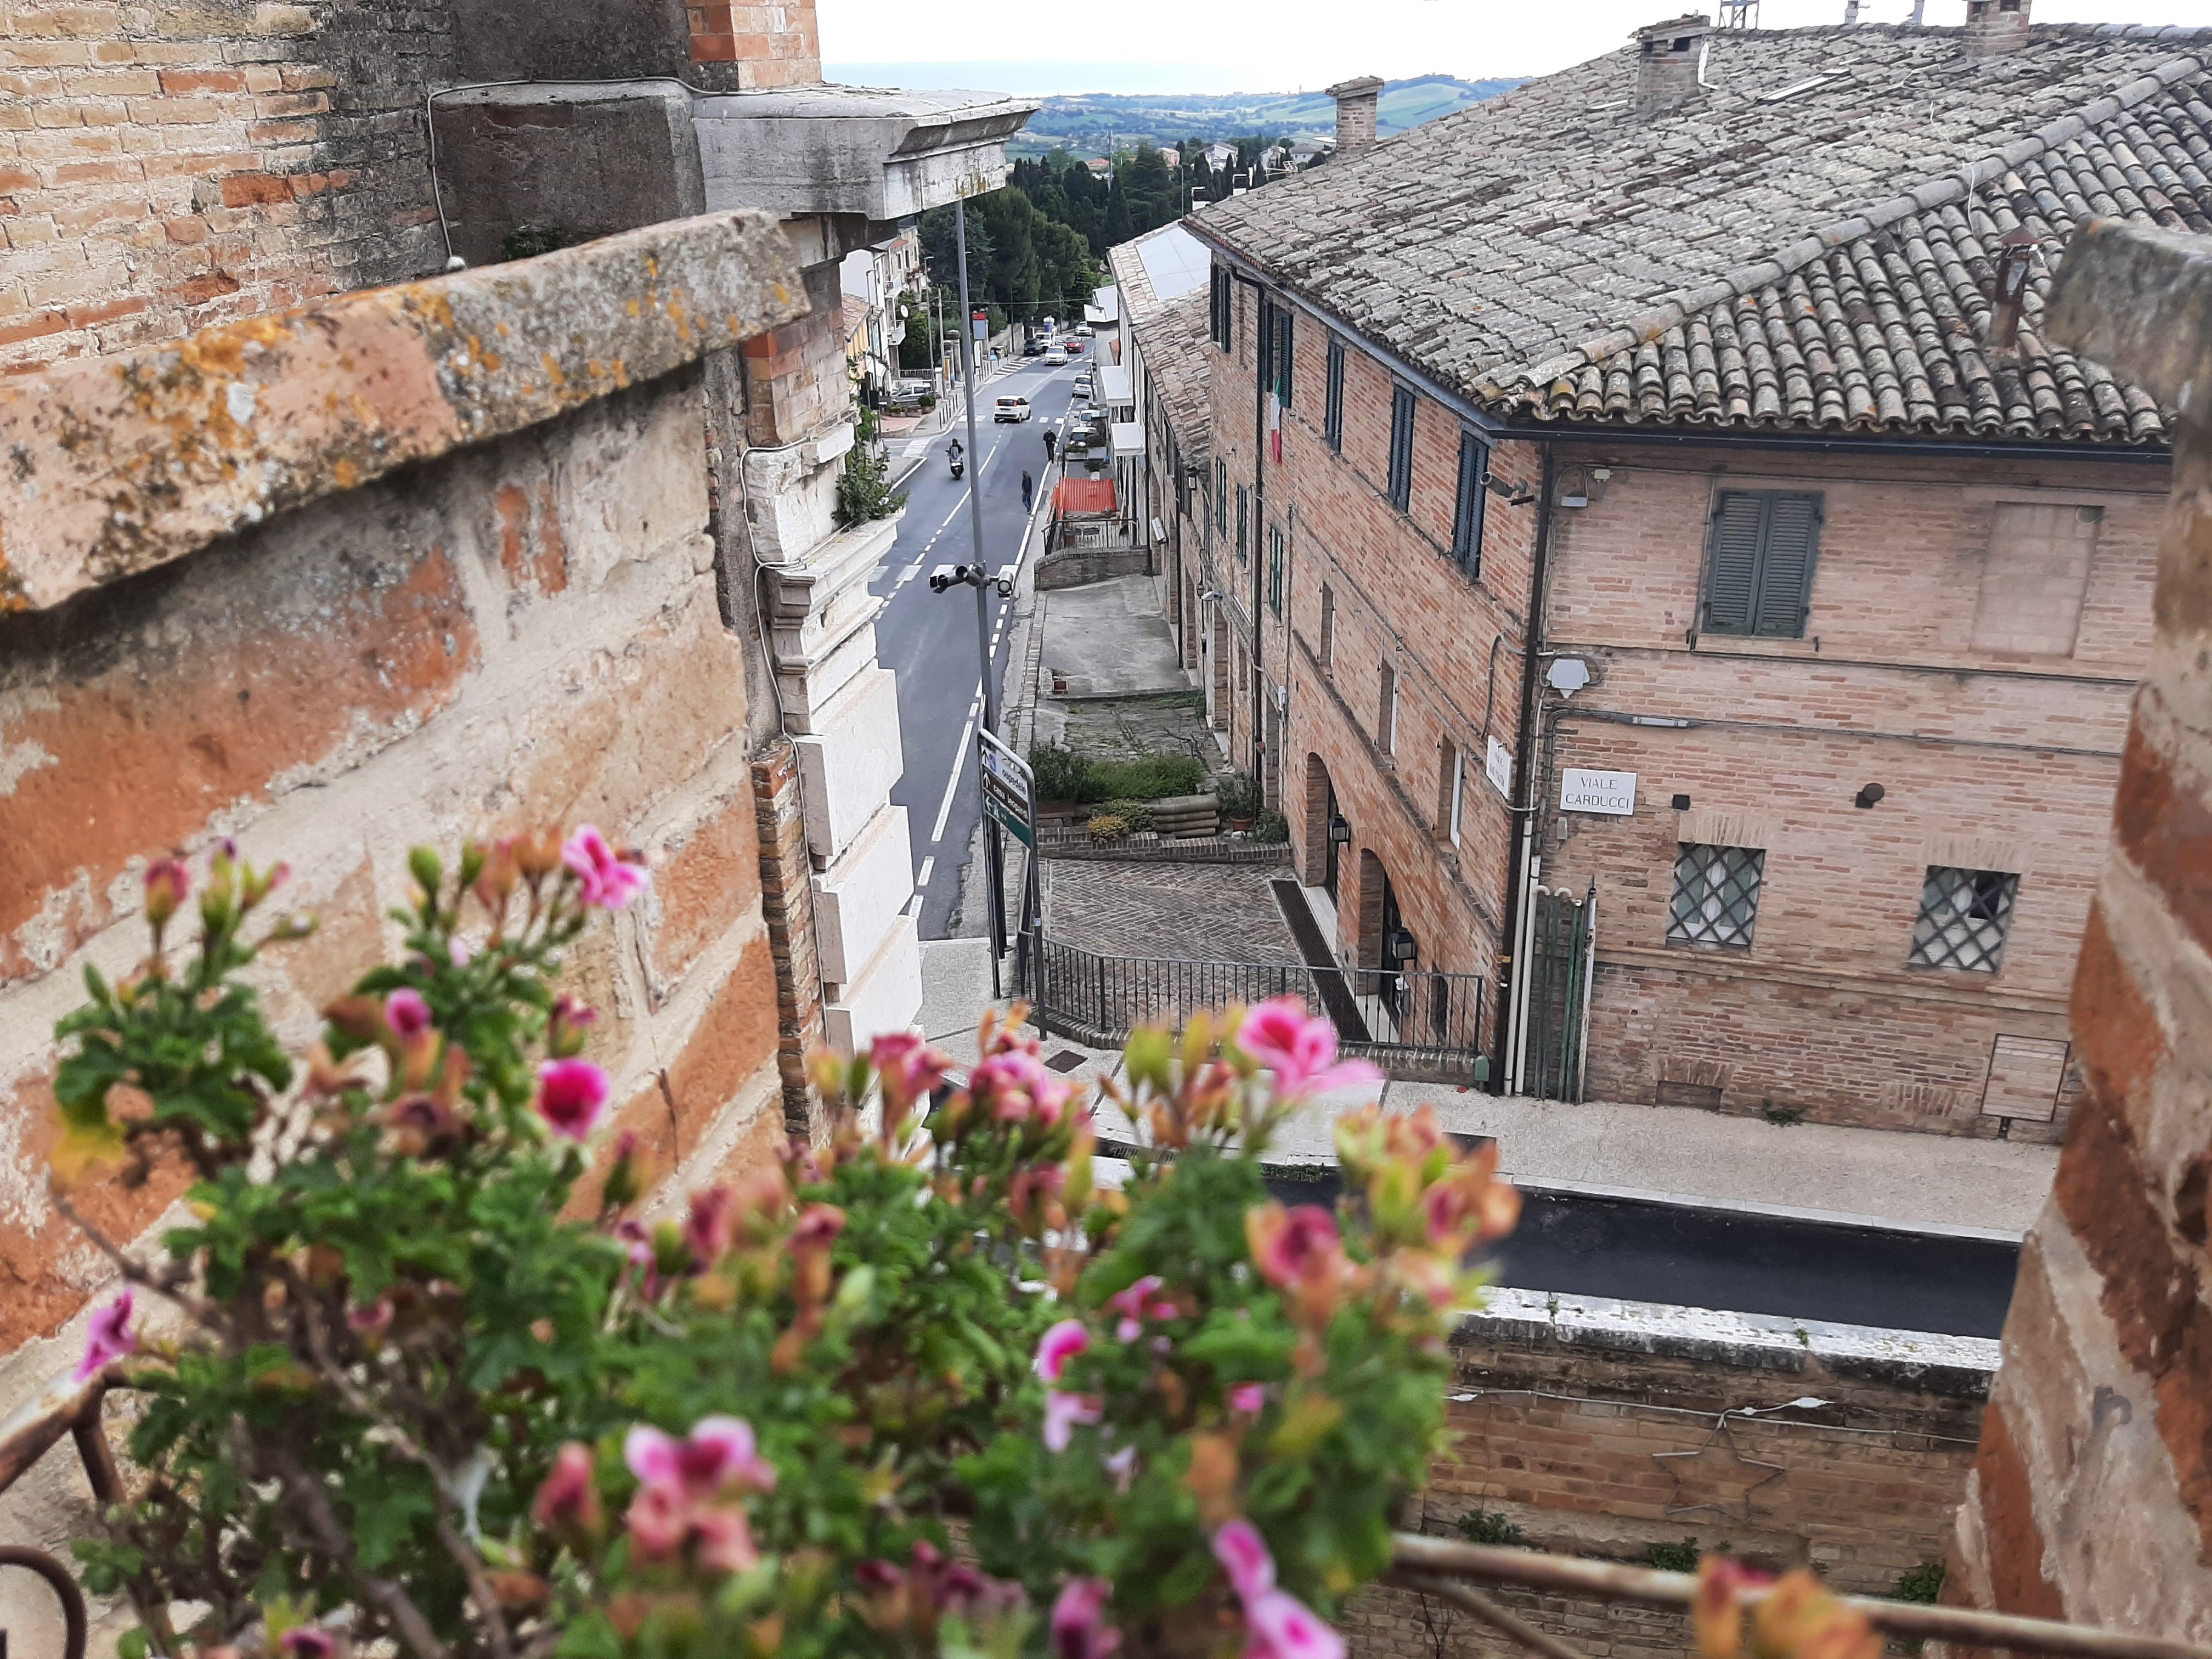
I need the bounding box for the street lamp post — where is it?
[951,195,1009,994]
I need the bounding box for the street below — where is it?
[874,348,1086,939]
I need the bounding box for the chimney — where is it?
[1326,76,1385,156]
[1634,15,1711,120]
[1963,0,2028,55]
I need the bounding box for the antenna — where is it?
[1718,0,1757,25]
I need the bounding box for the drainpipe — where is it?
[1495,442,1556,1093]
[1238,272,1268,782]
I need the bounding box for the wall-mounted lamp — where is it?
[1328,815,1353,845]
[1855,783,1886,809]
[1483,475,1537,506]
[1671,793,1692,811]
[1386,926,1420,964]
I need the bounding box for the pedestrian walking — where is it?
[1022,470,1035,512]
[1043,429,1057,464]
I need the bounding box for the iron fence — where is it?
[1026,940,1488,1080]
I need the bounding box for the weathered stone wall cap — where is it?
[2046,217,2212,416]
[0,210,807,614]
[1461,1286,2002,1387]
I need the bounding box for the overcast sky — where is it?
[820,0,2212,92]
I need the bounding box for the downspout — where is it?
[1239,273,1268,780]
[1496,442,1556,1092]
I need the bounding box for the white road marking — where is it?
[916,855,936,888]
[929,712,978,844]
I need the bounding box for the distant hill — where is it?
[1011,75,1523,157]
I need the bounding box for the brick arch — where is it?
[1301,752,1333,889]
[1356,847,1390,972]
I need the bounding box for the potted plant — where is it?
[1217,769,1263,832]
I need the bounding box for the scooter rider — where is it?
[949,437,965,479]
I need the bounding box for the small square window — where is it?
[1668,844,1764,948]
[1910,867,2019,973]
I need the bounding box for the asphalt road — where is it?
[1255,1167,2017,1338]
[874,349,1088,939]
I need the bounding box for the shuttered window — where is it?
[1235,484,1249,564]
[1387,386,1416,512]
[1451,432,1487,576]
[1214,459,1228,533]
[1324,337,1345,450]
[1272,304,1293,407]
[1702,490,1822,638]
[1267,524,1285,616]
[1209,267,1232,349]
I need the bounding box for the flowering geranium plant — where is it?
[52,829,1518,1659]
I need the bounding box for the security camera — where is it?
[996,564,1019,597]
[928,563,958,592]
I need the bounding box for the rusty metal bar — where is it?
[1392,1535,2212,1659]
[0,1368,106,1497]
[1392,1569,1593,1659]
[0,1545,89,1659]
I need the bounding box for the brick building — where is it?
[1182,9,2205,1136]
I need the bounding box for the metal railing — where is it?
[0,1367,128,1659]
[1028,940,1488,1080]
[1386,1533,2212,1659]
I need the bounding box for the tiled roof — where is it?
[1109,230,1215,465]
[1190,22,2212,445]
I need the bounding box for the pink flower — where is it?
[1043,1390,1102,1452]
[625,1417,775,1497]
[871,1030,952,1108]
[1213,1520,1276,1602]
[1108,1276,1166,1341]
[143,858,189,928]
[346,1297,394,1336]
[684,1186,736,1266]
[552,993,598,1028]
[791,1203,845,1254]
[1233,998,1381,1099]
[1035,1318,1090,1382]
[689,1504,759,1573]
[1229,1383,1268,1415]
[563,825,649,911]
[384,988,433,1040]
[1246,1205,1345,1292]
[280,1630,336,1659]
[624,1480,690,1558]
[1245,1591,1345,1659]
[531,1441,602,1534]
[1051,1577,1121,1659]
[535,1058,608,1141]
[75,1291,135,1382]
[971,1049,1074,1126]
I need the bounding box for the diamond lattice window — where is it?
[1668,844,1764,948]
[1910,866,2018,973]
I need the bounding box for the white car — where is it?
[1073,372,1094,399]
[994,395,1034,423]
[1074,324,1094,337]
[1042,346,1069,366]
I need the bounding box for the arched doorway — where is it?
[1356,848,1406,1022]
[1300,754,1336,891]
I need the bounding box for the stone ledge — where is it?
[1460,1287,2000,1398]
[0,211,807,614]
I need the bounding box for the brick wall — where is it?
[0,216,806,1638]
[1,0,459,377]
[1345,1292,1990,1659]
[1534,446,2160,1133]
[1927,216,2212,1645]
[1197,273,1538,992]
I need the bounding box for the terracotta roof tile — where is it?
[1190,22,2212,444]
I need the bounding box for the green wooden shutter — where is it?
[1453,433,1486,572]
[1753,493,1822,637]
[1277,309,1294,408]
[1325,338,1345,449]
[1703,492,1765,634]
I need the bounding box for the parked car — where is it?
[1043,346,1069,366]
[885,376,934,408]
[994,396,1034,423]
[1073,371,1094,399]
[1023,337,1046,357]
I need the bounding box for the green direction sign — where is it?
[977,731,1036,848]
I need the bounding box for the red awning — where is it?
[1054,477,1118,516]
